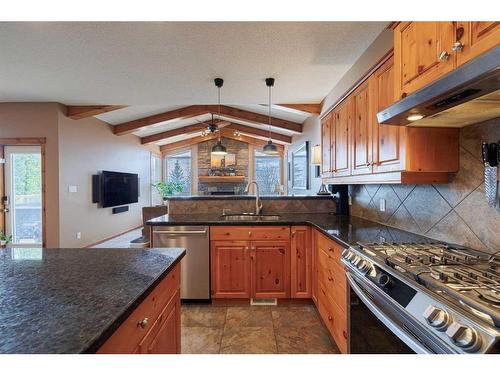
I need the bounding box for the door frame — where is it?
[0,138,47,247]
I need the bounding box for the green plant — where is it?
[153,181,183,199]
[0,230,12,245]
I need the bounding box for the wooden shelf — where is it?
[199,176,245,183]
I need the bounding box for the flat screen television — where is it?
[101,171,139,208]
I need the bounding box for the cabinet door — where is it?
[311,231,318,305]
[320,113,333,177]
[455,22,500,67]
[351,81,372,175]
[290,226,312,298]
[394,22,455,99]
[251,240,290,299]
[137,290,181,354]
[211,240,251,298]
[370,56,406,173]
[332,98,352,177]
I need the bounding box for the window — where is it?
[165,150,192,196]
[150,154,162,205]
[254,150,282,196]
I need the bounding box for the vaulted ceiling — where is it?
[1,21,388,148]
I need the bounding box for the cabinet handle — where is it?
[137,317,149,329]
[328,276,333,281]
[291,231,295,237]
[328,315,333,321]
[343,331,348,339]
[328,247,334,252]
[248,231,252,237]
[452,41,464,52]
[438,50,450,61]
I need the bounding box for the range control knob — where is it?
[342,250,356,262]
[445,323,482,352]
[423,305,451,331]
[352,255,361,265]
[377,273,392,289]
[357,260,372,273]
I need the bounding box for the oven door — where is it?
[347,272,435,354]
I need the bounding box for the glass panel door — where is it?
[4,146,42,246]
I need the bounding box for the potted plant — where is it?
[153,181,184,204]
[0,230,12,248]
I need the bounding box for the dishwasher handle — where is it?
[152,229,208,235]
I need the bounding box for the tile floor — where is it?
[181,301,340,354]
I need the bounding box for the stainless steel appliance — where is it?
[342,242,500,354]
[152,225,210,300]
[377,46,500,127]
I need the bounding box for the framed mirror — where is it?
[291,141,309,189]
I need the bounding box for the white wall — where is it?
[57,105,160,247]
[287,115,321,195]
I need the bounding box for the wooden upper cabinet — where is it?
[251,240,290,299]
[332,98,351,177]
[394,22,455,99]
[351,81,372,176]
[291,226,312,298]
[211,240,251,299]
[455,22,500,67]
[320,114,333,177]
[370,55,406,173]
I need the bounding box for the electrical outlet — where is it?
[68,185,77,193]
[379,198,386,212]
[76,232,82,240]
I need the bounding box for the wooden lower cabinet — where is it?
[97,264,181,354]
[314,230,349,354]
[210,226,291,299]
[252,240,290,298]
[211,240,251,298]
[291,226,312,298]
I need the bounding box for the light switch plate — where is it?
[379,198,386,212]
[68,185,77,193]
[76,232,82,240]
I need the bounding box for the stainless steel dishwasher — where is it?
[151,225,209,301]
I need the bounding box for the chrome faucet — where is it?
[245,180,263,215]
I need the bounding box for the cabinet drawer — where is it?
[317,279,348,354]
[316,232,345,268]
[318,250,347,310]
[210,226,290,241]
[97,264,181,353]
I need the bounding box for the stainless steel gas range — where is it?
[341,242,500,354]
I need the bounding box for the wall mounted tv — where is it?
[100,171,139,208]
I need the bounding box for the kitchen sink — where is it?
[221,213,281,221]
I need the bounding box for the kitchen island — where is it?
[0,247,185,354]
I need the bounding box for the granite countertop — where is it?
[0,247,185,354]
[147,213,434,248]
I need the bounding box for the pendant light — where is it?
[211,78,228,155]
[263,77,279,155]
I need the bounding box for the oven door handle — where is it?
[346,272,432,354]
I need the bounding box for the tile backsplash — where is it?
[350,118,500,254]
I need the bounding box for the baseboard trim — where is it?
[85,225,143,248]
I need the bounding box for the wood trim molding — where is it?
[276,104,321,114]
[0,138,47,145]
[84,225,143,248]
[66,105,126,120]
[320,49,394,119]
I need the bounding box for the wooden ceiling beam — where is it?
[114,105,210,136]
[221,128,284,153]
[140,120,229,145]
[276,103,321,114]
[160,132,218,154]
[205,105,302,133]
[227,123,292,144]
[66,105,126,120]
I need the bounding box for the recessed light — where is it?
[407,114,424,122]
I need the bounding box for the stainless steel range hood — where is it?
[377,46,500,127]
